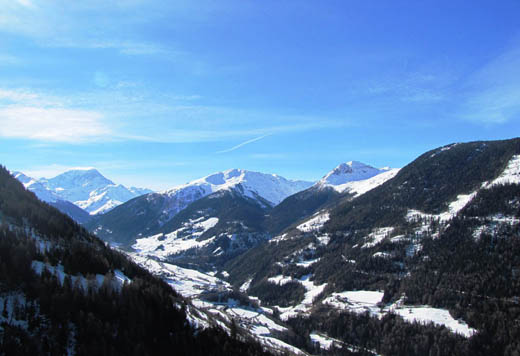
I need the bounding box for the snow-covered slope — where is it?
[334,168,400,197]
[14,168,152,215]
[41,168,115,203]
[13,172,61,203]
[316,161,396,194]
[162,169,313,212]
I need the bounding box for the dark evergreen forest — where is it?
[0,166,273,356]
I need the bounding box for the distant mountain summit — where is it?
[41,168,114,202]
[86,169,314,248]
[265,161,398,234]
[319,161,383,185]
[14,168,152,216]
[163,168,313,208]
[316,161,398,194]
[13,172,62,203]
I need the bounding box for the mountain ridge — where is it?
[14,168,153,216]
[219,138,520,356]
[86,168,315,248]
[0,165,275,356]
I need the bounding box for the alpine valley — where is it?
[2,137,520,356]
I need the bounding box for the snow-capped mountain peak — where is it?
[44,168,115,193]
[12,171,62,203]
[14,169,153,215]
[12,171,33,185]
[317,161,399,194]
[319,161,384,186]
[164,169,313,207]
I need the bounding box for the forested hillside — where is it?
[223,138,520,356]
[0,166,274,356]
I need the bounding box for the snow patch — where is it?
[129,254,231,298]
[430,143,459,158]
[31,261,131,291]
[132,217,218,258]
[274,274,328,321]
[268,275,294,286]
[310,333,380,354]
[406,191,477,227]
[393,306,476,338]
[240,278,253,292]
[316,234,331,245]
[333,168,400,195]
[472,214,520,239]
[488,155,520,187]
[362,227,394,248]
[297,212,329,232]
[373,252,391,258]
[295,257,321,267]
[322,290,476,337]
[310,333,342,350]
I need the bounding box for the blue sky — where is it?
[1,0,520,190]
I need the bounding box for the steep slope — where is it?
[326,140,519,231]
[227,139,520,291]
[87,169,312,247]
[224,138,520,356]
[48,199,92,224]
[0,165,274,356]
[265,186,341,235]
[15,168,152,216]
[161,168,312,210]
[41,168,115,202]
[13,171,92,223]
[316,161,391,191]
[131,189,272,270]
[13,171,62,203]
[265,161,398,235]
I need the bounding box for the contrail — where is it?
[216,134,271,154]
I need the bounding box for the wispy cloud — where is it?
[400,90,444,103]
[0,87,111,143]
[0,86,348,145]
[216,134,271,154]
[0,106,110,143]
[15,0,34,8]
[0,1,180,58]
[21,164,77,179]
[22,164,102,179]
[0,88,39,102]
[0,54,22,66]
[42,38,182,58]
[458,47,520,125]
[363,74,448,104]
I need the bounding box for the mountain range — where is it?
[3,137,520,355]
[13,168,153,221]
[0,165,275,355]
[86,162,395,270]
[223,138,520,355]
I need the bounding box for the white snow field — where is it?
[488,155,520,187]
[132,217,219,258]
[129,254,232,298]
[323,290,476,337]
[297,211,330,232]
[317,161,389,189]
[266,274,327,321]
